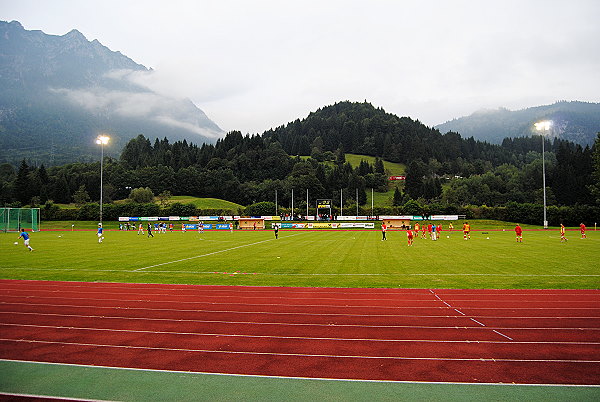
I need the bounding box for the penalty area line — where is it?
[132,232,304,271]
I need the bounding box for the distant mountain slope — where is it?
[435,101,600,146]
[0,20,223,165]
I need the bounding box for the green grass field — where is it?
[344,153,406,176]
[168,196,243,210]
[2,222,598,289]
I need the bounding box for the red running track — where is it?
[0,279,599,385]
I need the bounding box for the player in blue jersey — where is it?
[97,223,104,243]
[18,228,34,251]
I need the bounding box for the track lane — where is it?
[1,280,599,384]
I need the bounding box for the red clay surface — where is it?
[0,279,599,384]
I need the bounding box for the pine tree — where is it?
[14,160,31,205]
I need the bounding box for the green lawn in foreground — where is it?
[1,222,598,289]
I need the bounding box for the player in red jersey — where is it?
[580,223,586,239]
[406,228,414,246]
[560,223,568,242]
[514,224,523,242]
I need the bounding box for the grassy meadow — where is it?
[2,221,598,289]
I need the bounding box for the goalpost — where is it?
[0,208,41,233]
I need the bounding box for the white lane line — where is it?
[493,330,514,341]
[133,233,304,271]
[2,297,599,310]
[454,309,466,315]
[2,338,598,363]
[3,312,600,331]
[3,323,599,345]
[3,308,600,323]
[6,289,595,306]
[470,318,486,327]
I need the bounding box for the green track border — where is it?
[1,360,599,401]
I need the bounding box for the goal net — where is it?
[0,208,40,232]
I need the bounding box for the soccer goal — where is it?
[0,208,41,232]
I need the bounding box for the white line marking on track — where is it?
[132,233,304,271]
[3,308,600,323]
[470,318,486,327]
[3,297,599,310]
[3,311,600,331]
[1,338,598,363]
[493,330,514,341]
[3,323,598,345]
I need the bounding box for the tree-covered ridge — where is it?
[1,102,598,223]
[265,101,519,166]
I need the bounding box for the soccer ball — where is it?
[14,242,18,245]
[446,236,449,238]
[486,237,490,239]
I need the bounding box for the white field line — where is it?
[2,323,599,345]
[2,338,599,363]
[3,359,600,387]
[1,297,599,311]
[132,233,304,271]
[2,267,600,277]
[2,311,599,331]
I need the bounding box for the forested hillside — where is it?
[1,102,599,224]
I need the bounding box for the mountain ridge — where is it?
[435,101,600,146]
[0,20,223,166]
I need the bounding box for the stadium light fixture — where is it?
[96,135,110,225]
[534,121,551,229]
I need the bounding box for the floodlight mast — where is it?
[96,135,110,225]
[534,121,551,229]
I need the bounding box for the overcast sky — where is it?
[2,0,599,134]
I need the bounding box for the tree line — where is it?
[1,101,599,226]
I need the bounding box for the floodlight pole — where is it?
[96,135,110,225]
[542,134,547,229]
[306,189,309,218]
[535,122,550,229]
[100,143,104,223]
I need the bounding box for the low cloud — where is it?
[50,70,223,139]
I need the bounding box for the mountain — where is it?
[0,20,223,166]
[435,101,600,146]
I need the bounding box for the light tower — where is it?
[534,121,551,229]
[96,135,110,225]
